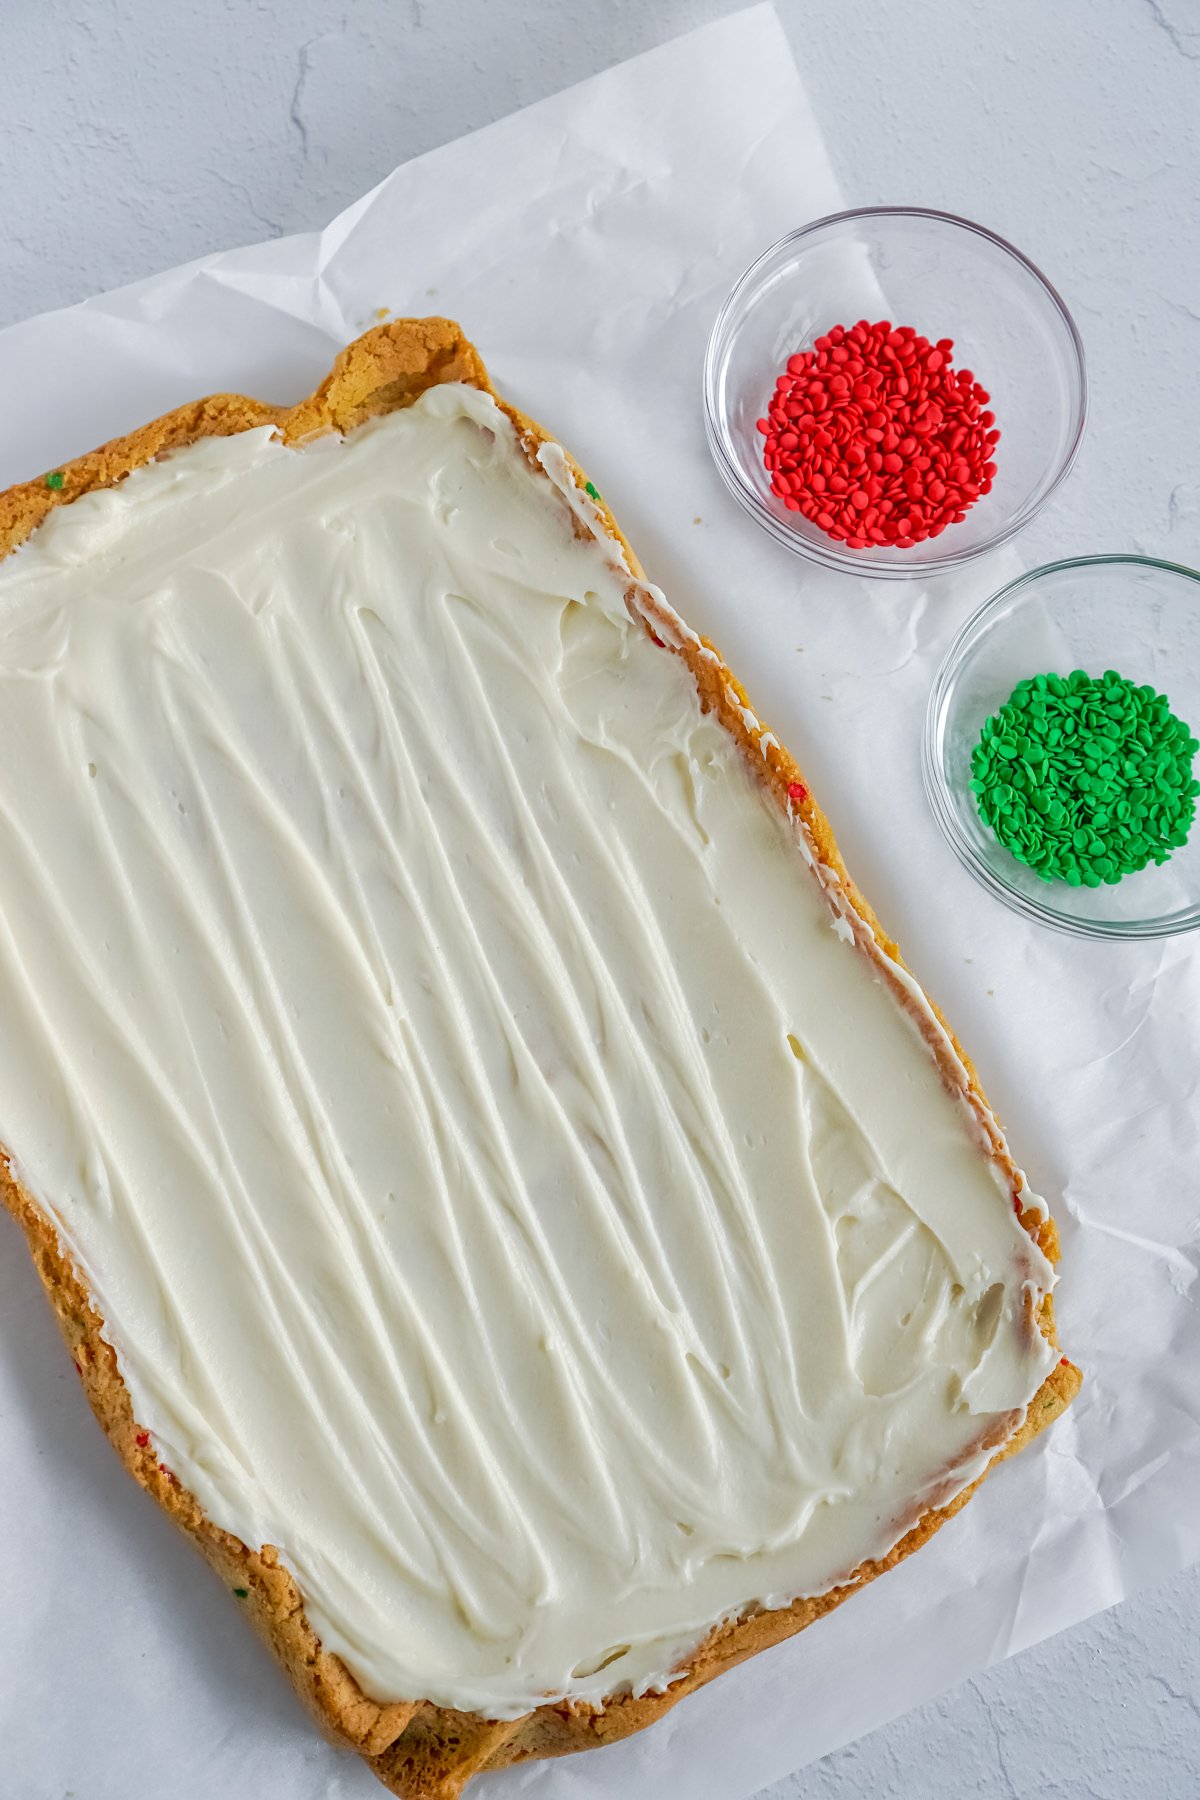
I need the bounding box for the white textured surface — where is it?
[1,3,1197,1796]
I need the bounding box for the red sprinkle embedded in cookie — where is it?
[135,1431,150,1448]
[787,781,807,804]
[756,320,998,548]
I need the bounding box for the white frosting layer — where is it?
[0,384,1055,1717]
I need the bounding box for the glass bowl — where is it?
[924,556,1200,938]
[703,207,1087,579]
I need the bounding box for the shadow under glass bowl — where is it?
[704,206,1087,579]
[924,555,1200,939]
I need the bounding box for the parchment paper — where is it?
[1,9,1197,1798]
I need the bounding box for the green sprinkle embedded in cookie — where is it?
[45,472,65,490]
[233,1587,249,1599]
[584,481,601,502]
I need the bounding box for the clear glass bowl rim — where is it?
[703,204,1089,579]
[923,551,1200,940]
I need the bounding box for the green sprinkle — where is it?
[584,480,601,502]
[45,471,65,490]
[233,1587,249,1599]
[970,669,1198,886]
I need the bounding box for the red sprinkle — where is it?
[787,781,807,805]
[135,1431,150,1448]
[759,320,999,548]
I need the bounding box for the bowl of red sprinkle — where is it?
[704,207,1087,577]
[925,556,1200,938]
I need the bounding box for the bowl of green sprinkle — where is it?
[924,555,1200,938]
